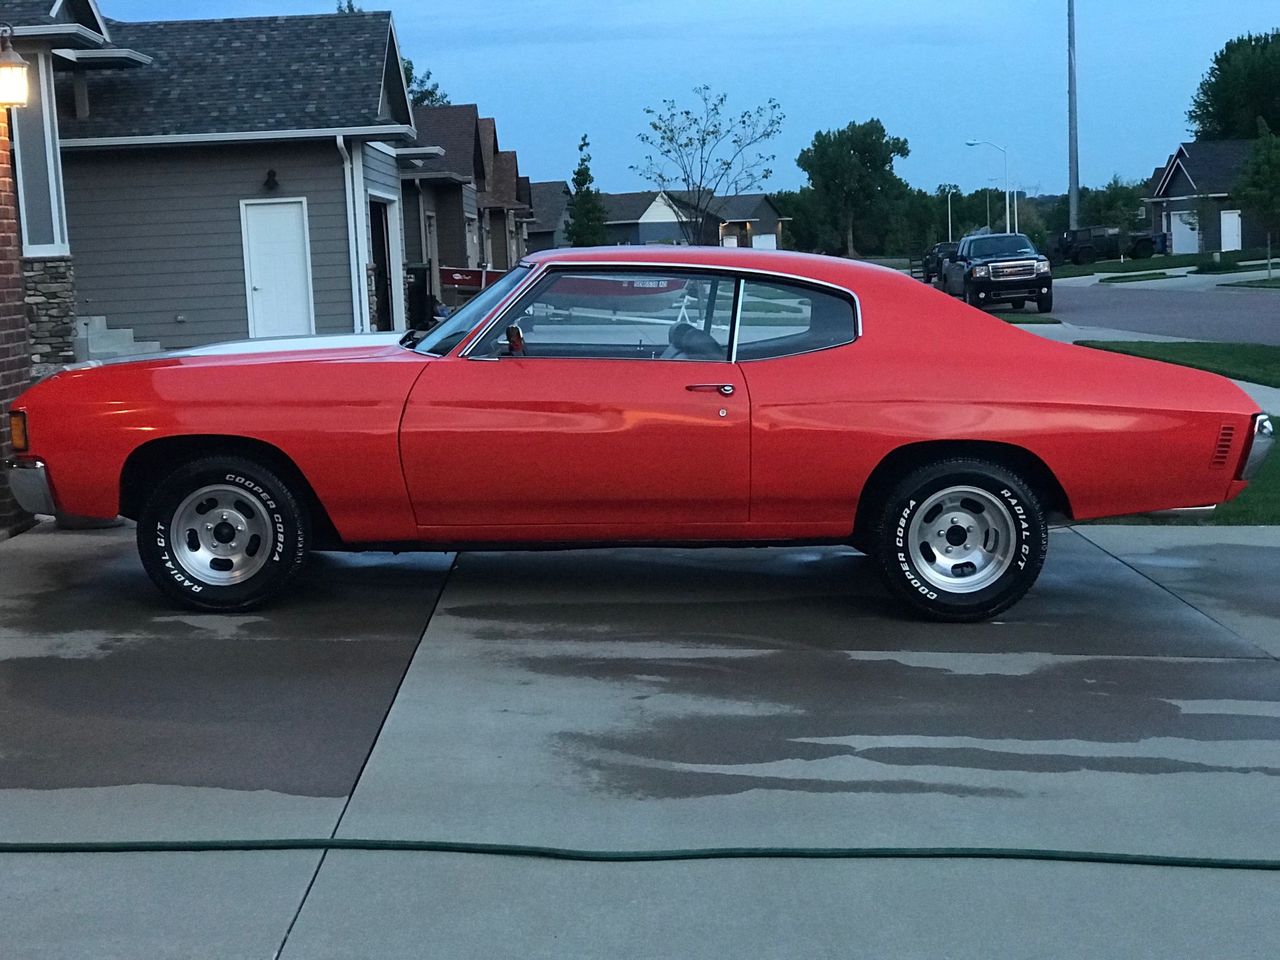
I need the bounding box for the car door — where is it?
[399,268,750,533]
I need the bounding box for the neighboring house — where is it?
[526,180,571,252]
[400,103,486,306]
[6,1,432,369]
[709,193,790,249]
[474,117,530,271]
[1144,140,1263,255]
[600,191,715,246]
[599,191,786,248]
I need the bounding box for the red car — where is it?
[4,247,1273,621]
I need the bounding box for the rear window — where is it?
[735,280,857,361]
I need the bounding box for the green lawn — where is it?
[1220,277,1280,289]
[1054,248,1269,279]
[1073,340,1280,388]
[1098,271,1170,284]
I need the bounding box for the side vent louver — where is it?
[1211,424,1236,468]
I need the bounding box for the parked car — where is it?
[5,248,1272,622]
[921,241,959,284]
[942,233,1054,311]
[1049,225,1165,265]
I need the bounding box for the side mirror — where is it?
[505,324,526,356]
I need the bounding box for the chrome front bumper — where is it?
[2,458,56,515]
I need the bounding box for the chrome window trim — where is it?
[459,259,863,362]
[728,277,745,364]
[734,276,861,363]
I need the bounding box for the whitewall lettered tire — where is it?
[137,456,309,611]
[875,458,1048,622]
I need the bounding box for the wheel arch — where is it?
[853,440,1073,544]
[119,435,342,549]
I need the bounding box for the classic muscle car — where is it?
[4,247,1273,621]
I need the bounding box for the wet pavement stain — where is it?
[516,648,1280,800]
[0,633,421,796]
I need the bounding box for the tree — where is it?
[402,59,449,107]
[565,135,608,247]
[336,3,448,105]
[795,119,909,257]
[1235,128,1280,274]
[633,85,783,245]
[1188,30,1280,140]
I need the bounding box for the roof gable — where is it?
[56,12,411,143]
[529,180,571,233]
[411,103,482,180]
[1151,139,1254,198]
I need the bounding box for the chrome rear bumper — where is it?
[1241,414,1274,481]
[2,458,56,515]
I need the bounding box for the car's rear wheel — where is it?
[874,458,1048,622]
[1009,299,1025,310]
[137,456,309,611]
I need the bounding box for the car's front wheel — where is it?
[874,459,1048,622]
[137,456,309,611]
[964,283,983,308]
[1037,291,1054,313]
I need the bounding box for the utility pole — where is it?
[1067,0,1080,229]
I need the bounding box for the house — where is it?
[399,103,486,306]
[5,1,434,373]
[1144,140,1264,254]
[599,190,787,247]
[476,118,530,271]
[526,180,571,252]
[709,193,790,250]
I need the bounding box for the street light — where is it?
[966,139,1009,233]
[0,24,30,108]
[945,188,956,242]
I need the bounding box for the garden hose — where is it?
[1,838,1276,871]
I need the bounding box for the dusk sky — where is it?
[115,0,1278,196]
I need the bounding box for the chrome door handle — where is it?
[686,383,735,396]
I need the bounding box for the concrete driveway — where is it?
[2,521,1278,958]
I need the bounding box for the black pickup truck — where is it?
[941,232,1054,312]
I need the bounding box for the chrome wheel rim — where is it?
[905,485,1017,594]
[170,484,271,587]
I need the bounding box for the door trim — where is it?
[367,187,407,331]
[239,197,318,339]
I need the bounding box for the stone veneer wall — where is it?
[0,112,35,538]
[24,256,77,381]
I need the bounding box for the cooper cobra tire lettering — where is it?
[138,456,310,611]
[873,459,1048,623]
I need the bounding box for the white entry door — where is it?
[241,198,316,338]
[1170,211,1199,255]
[1220,210,1242,252]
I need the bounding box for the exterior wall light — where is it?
[0,24,30,109]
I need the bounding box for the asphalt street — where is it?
[2,521,1279,958]
[1052,276,1280,344]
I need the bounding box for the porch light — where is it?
[0,24,30,108]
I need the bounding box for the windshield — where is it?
[968,235,1038,258]
[412,265,533,355]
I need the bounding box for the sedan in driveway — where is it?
[4,247,1273,621]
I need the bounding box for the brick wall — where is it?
[1,111,35,538]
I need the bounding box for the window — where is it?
[735,280,857,361]
[413,265,532,355]
[471,270,735,361]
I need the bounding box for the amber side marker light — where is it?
[8,411,28,452]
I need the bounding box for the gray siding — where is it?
[361,142,401,197]
[63,141,354,348]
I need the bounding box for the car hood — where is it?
[54,333,406,375]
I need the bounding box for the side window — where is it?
[471,270,734,360]
[735,280,857,361]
